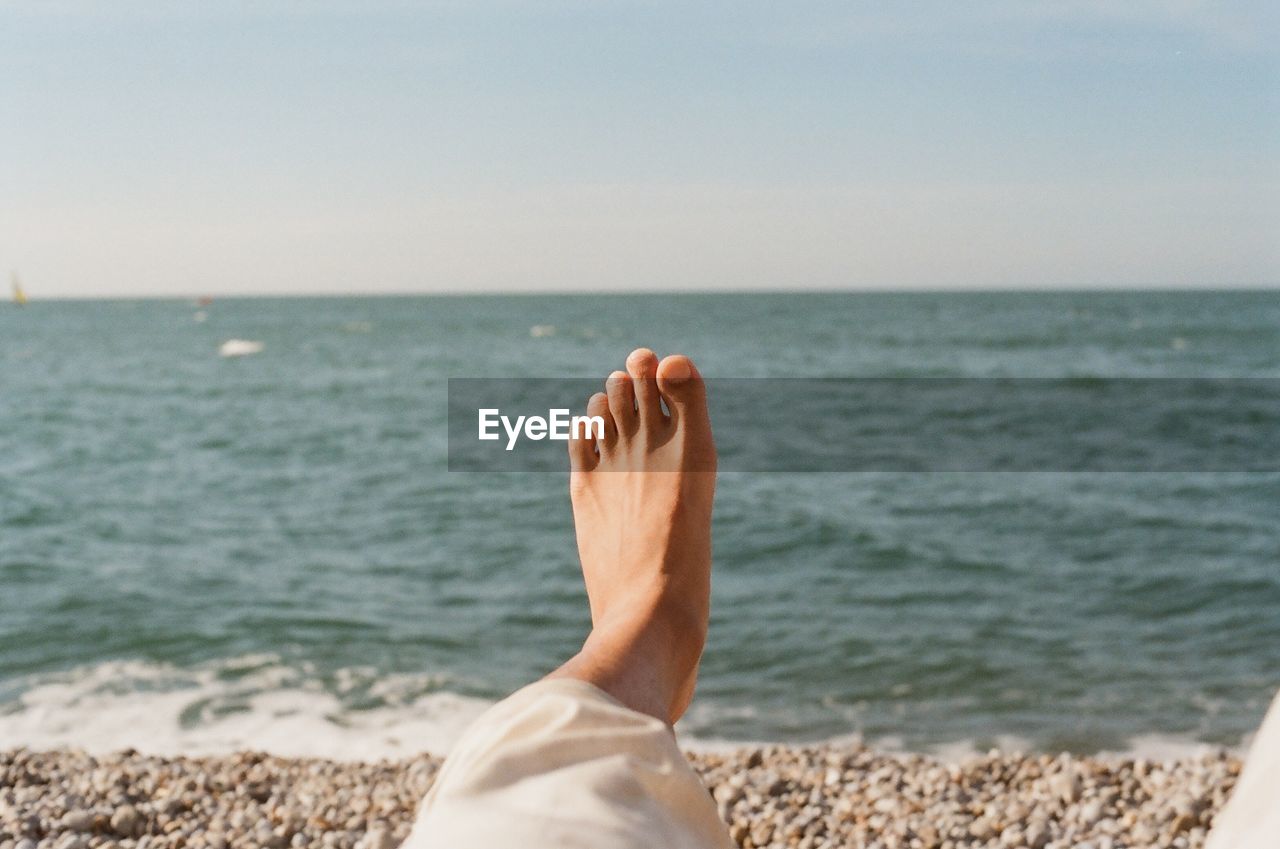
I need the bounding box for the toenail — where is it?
[628,348,656,364]
[661,358,692,381]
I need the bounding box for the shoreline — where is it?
[1,744,1240,849]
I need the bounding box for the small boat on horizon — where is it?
[11,272,28,306]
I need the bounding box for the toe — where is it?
[626,348,663,427]
[605,370,637,435]
[656,354,707,423]
[568,418,599,472]
[586,391,617,452]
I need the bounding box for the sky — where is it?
[1,1,1277,298]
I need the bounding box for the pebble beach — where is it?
[1,745,1239,849]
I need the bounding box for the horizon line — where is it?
[8,283,1280,303]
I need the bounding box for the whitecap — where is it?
[0,656,491,760]
[219,339,264,358]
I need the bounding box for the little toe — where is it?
[568,408,600,472]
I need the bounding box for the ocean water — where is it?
[1,291,1278,760]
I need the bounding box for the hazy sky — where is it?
[2,1,1277,298]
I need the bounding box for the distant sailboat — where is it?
[11,272,27,306]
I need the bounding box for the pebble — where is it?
[60,811,93,833]
[969,816,995,839]
[0,745,1239,849]
[1024,820,1050,849]
[1051,771,1083,804]
[109,804,141,837]
[1079,799,1104,825]
[356,828,395,849]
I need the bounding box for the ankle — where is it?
[597,585,707,657]
[587,606,704,719]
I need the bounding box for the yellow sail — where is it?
[11,273,27,305]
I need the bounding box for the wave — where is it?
[0,656,1249,763]
[0,655,490,761]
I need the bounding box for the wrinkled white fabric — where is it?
[1205,688,1280,849]
[403,678,734,849]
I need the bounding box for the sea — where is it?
[1,291,1277,761]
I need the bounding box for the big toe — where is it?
[656,354,707,418]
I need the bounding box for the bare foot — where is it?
[548,348,717,725]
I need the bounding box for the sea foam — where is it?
[0,655,1245,763]
[0,656,489,761]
